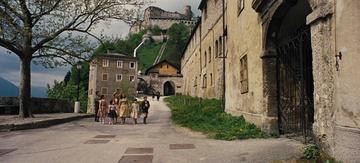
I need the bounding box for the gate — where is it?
[276,26,314,136]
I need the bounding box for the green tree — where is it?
[0,0,150,118]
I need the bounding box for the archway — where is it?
[265,0,314,135]
[163,81,175,96]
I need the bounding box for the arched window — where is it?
[209,47,212,63]
[204,51,207,67]
[210,73,213,86]
[215,40,219,57]
[203,74,207,88]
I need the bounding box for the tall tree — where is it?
[0,0,150,118]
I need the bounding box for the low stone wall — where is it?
[0,97,73,115]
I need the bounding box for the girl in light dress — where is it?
[98,95,108,124]
[131,99,140,124]
[118,94,129,124]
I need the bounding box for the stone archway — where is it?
[163,81,175,96]
[260,0,315,136]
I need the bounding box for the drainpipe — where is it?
[222,0,226,112]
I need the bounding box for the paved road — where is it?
[0,97,303,163]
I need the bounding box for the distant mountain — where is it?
[0,77,47,98]
[0,77,19,96]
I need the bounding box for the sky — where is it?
[0,0,201,88]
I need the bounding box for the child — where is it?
[131,99,140,124]
[98,95,108,124]
[108,100,117,125]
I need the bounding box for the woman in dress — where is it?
[118,94,129,124]
[98,95,108,124]
[131,99,140,124]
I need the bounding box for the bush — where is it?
[164,95,269,140]
[303,144,320,160]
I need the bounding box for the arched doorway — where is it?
[163,81,175,96]
[265,0,314,136]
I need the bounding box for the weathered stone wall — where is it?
[0,97,73,114]
[225,0,271,131]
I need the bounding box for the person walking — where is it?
[141,96,150,124]
[156,91,160,101]
[131,99,140,124]
[98,95,108,124]
[118,95,129,124]
[94,91,100,122]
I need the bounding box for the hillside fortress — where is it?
[129,5,196,34]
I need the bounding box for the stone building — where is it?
[140,60,183,96]
[129,6,196,34]
[181,0,225,99]
[181,0,360,161]
[87,52,138,113]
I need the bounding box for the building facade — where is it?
[141,60,183,96]
[129,6,196,34]
[181,0,360,161]
[87,53,138,113]
[181,0,225,99]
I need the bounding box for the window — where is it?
[203,74,207,88]
[116,74,122,82]
[240,55,248,93]
[209,47,212,63]
[117,61,123,68]
[210,73,213,86]
[102,73,108,81]
[219,37,223,57]
[101,87,108,95]
[215,40,219,57]
[238,0,245,15]
[129,75,135,82]
[194,76,198,87]
[167,65,169,68]
[204,51,207,67]
[129,62,136,69]
[102,59,109,67]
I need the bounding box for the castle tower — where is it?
[184,5,192,20]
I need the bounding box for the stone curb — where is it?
[0,114,94,132]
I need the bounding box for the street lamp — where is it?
[74,62,82,113]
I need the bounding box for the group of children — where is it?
[94,91,150,125]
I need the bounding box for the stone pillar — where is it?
[307,0,336,156]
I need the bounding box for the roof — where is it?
[145,60,180,75]
[95,52,137,60]
[198,0,208,10]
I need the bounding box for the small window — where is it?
[129,75,135,82]
[240,55,248,93]
[116,74,122,81]
[204,52,207,67]
[215,41,219,57]
[219,37,223,57]
[167,65,169,68]
[210,73,213,86]
[117,61,123,68]
[203,74,207,88]
[209,47,212,63]
[102,59,109,67]
[129,62,136,69]
[102,73,108,81]
[101,87,108,95]
[238,0,245,16]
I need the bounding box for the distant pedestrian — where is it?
[141,96,150,124]
[98,95,108,124]
[156,92,160,101]
[94,91,100,122]
[152,92,155,101]
[131,99,140,124]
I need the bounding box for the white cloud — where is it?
[1,71,66,87]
